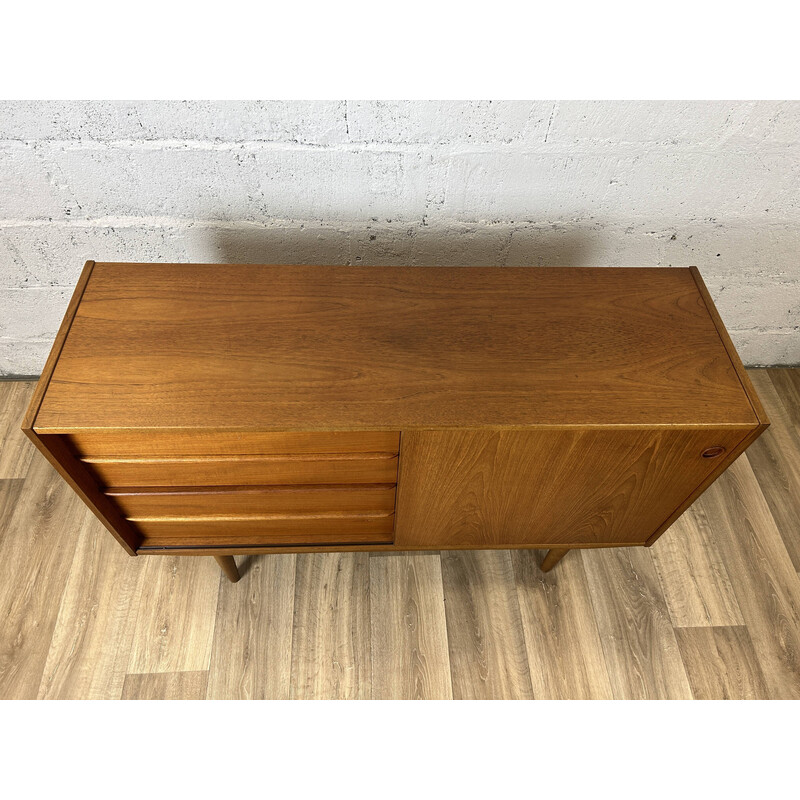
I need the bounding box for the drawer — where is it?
[132,513,395,547]
[108,484,396,517]
[83,453,399,488]
[67,430,400,458]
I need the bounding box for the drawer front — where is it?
[132,513,395,547]
[67,429,400,548]
[67,430,400,458]
[109,484,396,517]
[84,453,399,488]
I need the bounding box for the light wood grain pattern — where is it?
[396,428,750,548]
[122,670,208,700]
[37,518,143,699]
[694,458,800,699]
[207,555,296,699]
[34,265,757,431]
[0,381,35,478]
[24,433,141,554]
[766,368,800,435]
[512,549,613,699]
[3,375,798,700]
[441,550,533,700]
[289,553,371,699]
[126,555,220,674]
[370,554,452,699]
[582,547,693,699]
[674,626,769,700]
[0,457,92,699]
[0,478,24,530]
[743,370,800,569]
[650,506,744,627]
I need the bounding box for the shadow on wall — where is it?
[208,223,593,268]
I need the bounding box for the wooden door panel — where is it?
[394,428,751,547]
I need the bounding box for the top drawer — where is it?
[65,430,401,489]
[67,431,400,458]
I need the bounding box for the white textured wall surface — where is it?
[0,100,797,373]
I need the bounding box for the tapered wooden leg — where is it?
[214,555,240,583]
[540,548,569,573]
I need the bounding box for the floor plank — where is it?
[582,546,693,699]
[675,626,770,700]
[289,553,371,700]
[650,506,744,627]
[0,382,35,479]
[126,555,220,675]
[37,519,143,699]
[0,478,24,529]
[370,553,452,700]
[767,368,800,435]
[696,458,800,699]
[206,555,296,700]
[0,457,89,699]
[441,550,533,700]
[511,549,613,699]
[745,370,800,570]
[122,670,208,700]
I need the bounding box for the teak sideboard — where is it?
[23,263,768,583]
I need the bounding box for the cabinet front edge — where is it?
[22,260,96,433]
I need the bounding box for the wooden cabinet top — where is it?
[29,262,764,432]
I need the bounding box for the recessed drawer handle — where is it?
[701,446,726,458]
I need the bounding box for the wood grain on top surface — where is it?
[33,264,759,431]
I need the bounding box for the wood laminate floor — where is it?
[1,370,799,700]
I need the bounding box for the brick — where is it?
[0,100,348,144]
[347,100,552,145]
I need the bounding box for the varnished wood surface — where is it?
[21,260,94,432]
[108,484,397,517]
[82,452,399,488]
[214,555,240,583]
[67,430,401,457]
[33,265,759,431]
[132,512,395,547]
[395,427,751,547]
[3,373,797,699]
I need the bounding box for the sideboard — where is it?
[23,263,768,583]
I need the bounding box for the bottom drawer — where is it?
[131,513,395,547]
[108,484,397,547]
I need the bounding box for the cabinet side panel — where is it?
[22,260,95,431]
[24,432,142,555]
[394,428,752,548]
[689,266,769,425]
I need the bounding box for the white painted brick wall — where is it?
[0,100,797,373]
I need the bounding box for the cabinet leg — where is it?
[214,555,240,583]
[540,548,569,573]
